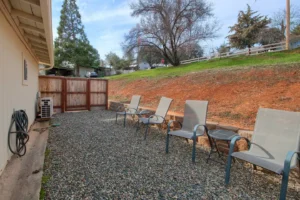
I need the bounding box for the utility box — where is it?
[40,97,53,118]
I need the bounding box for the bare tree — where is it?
[123,0,218,66]
[216,43,230,54]
[138,46,163,68]
[271,4,300,35]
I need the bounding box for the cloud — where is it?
[80,3,135,24]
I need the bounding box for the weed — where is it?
[219,111,231,118]
[39,148,51,200]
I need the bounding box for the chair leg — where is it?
[144,124,149,140]
[192,137,196,163]
[253,164,257,170]
[123,114,126,127]
[280,165,292,200]
[298,160,300,177]
[136,120,140,132]
[166,134,170,153]
[115,114,118,124]
[225,155,233,185]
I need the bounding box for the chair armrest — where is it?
[147,115,164,123]
[126,108,138,113]
[137,109,151,115]
[193,124,208,139]
[228,136,251,156]
[167,120,183,132]
[283,151,300,172]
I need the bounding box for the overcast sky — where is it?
[52,0,300,58]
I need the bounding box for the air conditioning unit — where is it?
[40,97,53,118]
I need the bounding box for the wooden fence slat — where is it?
[62,78,65,113]
[106,80,109,110]
[87,79,91,111]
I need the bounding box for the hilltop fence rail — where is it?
[180,42,286,65]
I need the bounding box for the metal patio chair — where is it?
[166,100,209,163]
[116,95,141,127]
[136,97,173,140]
[225,108,300,200]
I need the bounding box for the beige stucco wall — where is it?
[0,10,39,175]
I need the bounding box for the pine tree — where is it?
[55,0,100,76]
[228,5,270,50]
[292,24,300,35]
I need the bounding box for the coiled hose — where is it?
[8,110,29,156]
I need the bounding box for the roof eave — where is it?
[39,0,54,69]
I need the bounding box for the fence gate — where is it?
[65,78,89,111]
[39,76,108,113]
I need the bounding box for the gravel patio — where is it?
[43,110,300,199]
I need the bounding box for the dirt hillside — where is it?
[109,64,300,129]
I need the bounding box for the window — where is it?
[22,53,28,86]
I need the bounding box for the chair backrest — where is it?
[182,100,208,133]
[250,108,300,167]
[155,97,173,119]
[129,95,141,110]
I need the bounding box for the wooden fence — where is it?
[180,42,286,65]
[39,76,108,113]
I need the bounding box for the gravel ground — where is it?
[43,110,300,200]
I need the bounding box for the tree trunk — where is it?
[76,65,80,77]
[248,45,251,55]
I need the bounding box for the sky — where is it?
[52,0,300,58]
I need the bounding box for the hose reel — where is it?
[8,110,29,157]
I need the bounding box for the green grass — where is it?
[39,148,51,200]
[108,48,300,81]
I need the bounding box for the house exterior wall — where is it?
[138,62,150,70]
[79,67,95,77]
[291,40,300,49]
[0,10,39,175]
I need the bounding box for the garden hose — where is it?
[8,110,29,157]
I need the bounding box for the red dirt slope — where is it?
[109,64,300,129]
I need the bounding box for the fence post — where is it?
[64,78,68,112]
[61,77,65,113]
[106,80,109,110]
[87,79,91,111]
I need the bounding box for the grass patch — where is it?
[39,148,51,200]
[108,48,300,81]
[219,111,243,120]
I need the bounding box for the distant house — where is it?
[96,67,116,77]
[44,66,74,76]
[129,61,151,70]
[46,65,98,77]
[79,66,96,77]
[139,62,150,70]
[290,35,300,49]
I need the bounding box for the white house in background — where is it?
[138,62,150,70]
[79,66,95,77]
[59,61,96,77]
[129,61,151,70]
[290,35,300,49]
[0,0,53,175]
